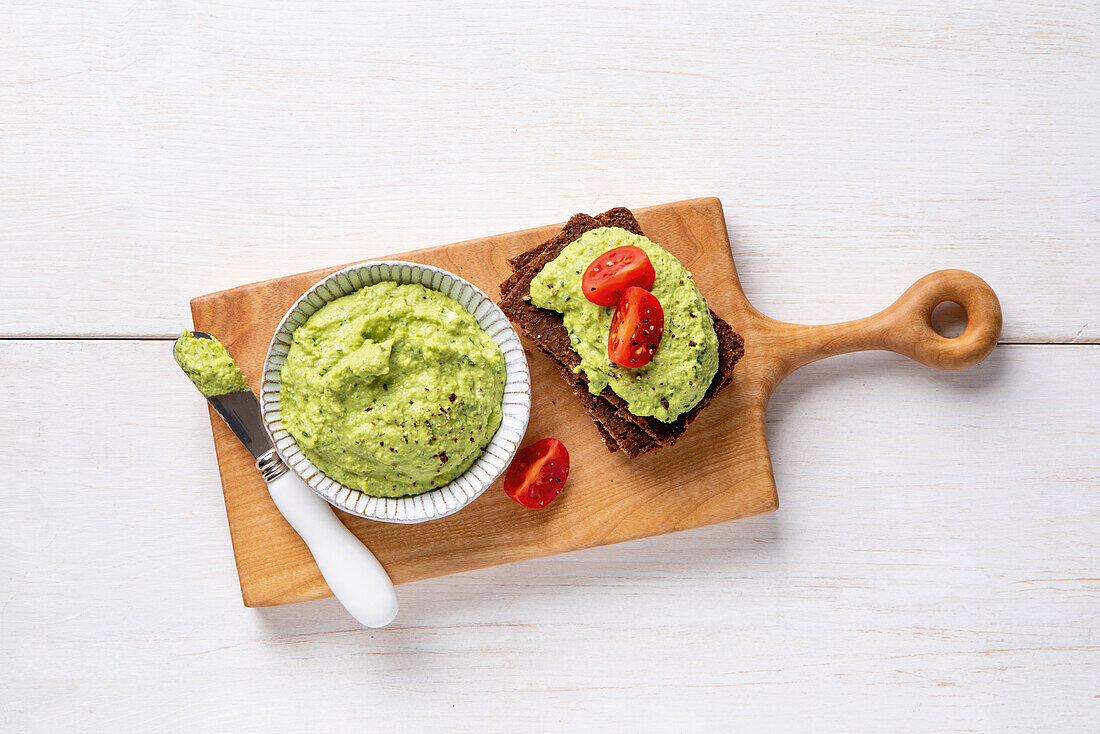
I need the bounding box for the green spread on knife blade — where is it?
[174,330,250,397]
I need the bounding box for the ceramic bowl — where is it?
[260,261,531,523]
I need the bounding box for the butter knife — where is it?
[175,331,398,628]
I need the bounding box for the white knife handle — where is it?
[265,471,399,628]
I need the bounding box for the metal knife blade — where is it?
[173,330,274,461]
[204,389,274,461]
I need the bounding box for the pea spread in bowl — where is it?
[529,227,719,423]
[279,281,506,499]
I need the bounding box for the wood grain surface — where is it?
[1,1,1097,731]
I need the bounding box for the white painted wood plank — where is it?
[1,1,1097,339]
[0,340,1095,732]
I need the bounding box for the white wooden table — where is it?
[1,2,1097,731]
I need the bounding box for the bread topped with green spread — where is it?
[499,208,744,457]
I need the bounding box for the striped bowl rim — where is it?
[261,261,531,523]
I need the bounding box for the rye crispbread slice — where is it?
[499,208,744,456]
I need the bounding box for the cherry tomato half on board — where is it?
[503,438,570,509]
[607,286,665,368]
[581,246,656,307]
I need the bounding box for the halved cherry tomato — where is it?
[608,286,664,368]
[581,246,656,307]
[504,437,570,509]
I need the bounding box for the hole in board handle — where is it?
[931,300,968,339]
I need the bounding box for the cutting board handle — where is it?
[766,269,1002,381]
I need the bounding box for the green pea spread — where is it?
[279,281,505,498]
[174,331,250,397]
[530,227,718,423]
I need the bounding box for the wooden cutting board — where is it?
[191,197,1001,608]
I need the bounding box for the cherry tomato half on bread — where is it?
[504,438,570,509]
[608,286,665,368]
[581,246,656,307]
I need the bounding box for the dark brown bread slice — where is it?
[499,208,744,454]
[505,208,744,447]
[501,209,744,450]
